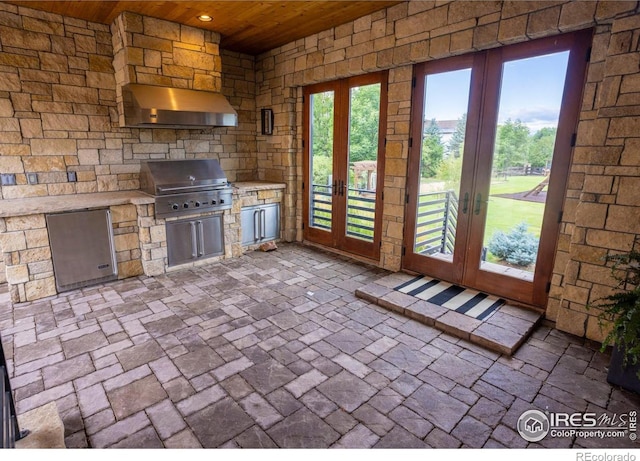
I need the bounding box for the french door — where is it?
[403,30,591,308]
[303,72,388,260]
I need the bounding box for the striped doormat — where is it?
[395,276,505,321]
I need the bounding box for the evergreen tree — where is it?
[421,119,444,178]
[448,113,467,159]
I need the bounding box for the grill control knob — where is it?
[183,203,189,208]
[171,203,179,210]
[194,201,201,207]
[211,200,217,205]
[220,199,225,204]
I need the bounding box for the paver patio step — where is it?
[355,274,543,355]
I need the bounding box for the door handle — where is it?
[333,180,338,196]
[474,193,482,215]
[462,192,469,214]
[339,180,345,196]
[197,221,204,256]
[260,209,266,239]
[189,221,197,258]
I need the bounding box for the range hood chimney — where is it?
[121,84,238,128]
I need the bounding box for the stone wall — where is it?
[0,204,144,303]
[0,3,258,201]
[253,1,640,341]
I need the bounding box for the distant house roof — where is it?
[424,119,458,134]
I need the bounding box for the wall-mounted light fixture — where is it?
[261,108,273,135]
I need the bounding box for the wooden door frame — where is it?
[402,29,592,308]
[464,29,593,307]
[302,71,388,260]
[403,53,485,283]
[303,80,338,248]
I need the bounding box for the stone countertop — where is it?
[0,191,154,218]
[232,181,286,192]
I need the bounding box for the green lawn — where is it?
[415,175,547,266]
[484,175,546,247]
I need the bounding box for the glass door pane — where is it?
[480,51,570,280]
[414,68,471,260]
[309,90,335,232]
[346,83,381,242]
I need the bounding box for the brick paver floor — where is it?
[1,243,638,448]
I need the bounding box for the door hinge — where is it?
[381,191,384,201]
[586,46,592,62]
[570,133,577,147]
[409,137,413,148]
[402,246,406,256]
[412,76,416,88]
[379,241,382,248]
[545,281,551,293]
[302,222,305,230]
[384,137,387,147]
[302,181,305,191]
[302,139,305,148]
[405,193,410,204]
[558,210,563,223]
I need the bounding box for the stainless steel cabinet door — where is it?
[199,215,224,258]
[241,204,280,245]
[261,203,280,241]
[47,209,118,292]
[166,215,224,266]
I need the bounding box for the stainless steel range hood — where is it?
[121,83,238,128]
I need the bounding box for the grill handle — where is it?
[158,184,220,193]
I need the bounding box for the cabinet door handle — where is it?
[260,209,266,239]
[189,221,198,258]
[254,210,260,242]
[474,193,482,215]
[197,221,204,256]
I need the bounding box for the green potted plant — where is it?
[593,248,640,393]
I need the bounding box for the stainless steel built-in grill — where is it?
[140,159,233,218]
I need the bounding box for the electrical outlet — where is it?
[67,171,77,182]
[27,172,38,185]
[0,174,16,186]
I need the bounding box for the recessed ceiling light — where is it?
[197,15,213,22]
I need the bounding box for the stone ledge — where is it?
[0,191,154,218]
[15,402,66,449]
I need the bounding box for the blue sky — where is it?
[424,51,570,133]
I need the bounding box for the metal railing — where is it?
[310,184,376,242]
[414,190,458,255]
[1,334,27,448]
[309,185,458,250]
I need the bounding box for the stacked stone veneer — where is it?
[253,1,640,341]
[0,3,258,202]
[0,204,143,302]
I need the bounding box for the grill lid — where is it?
[140,159,229,196]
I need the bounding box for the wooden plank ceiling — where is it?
[5,1,403,55]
